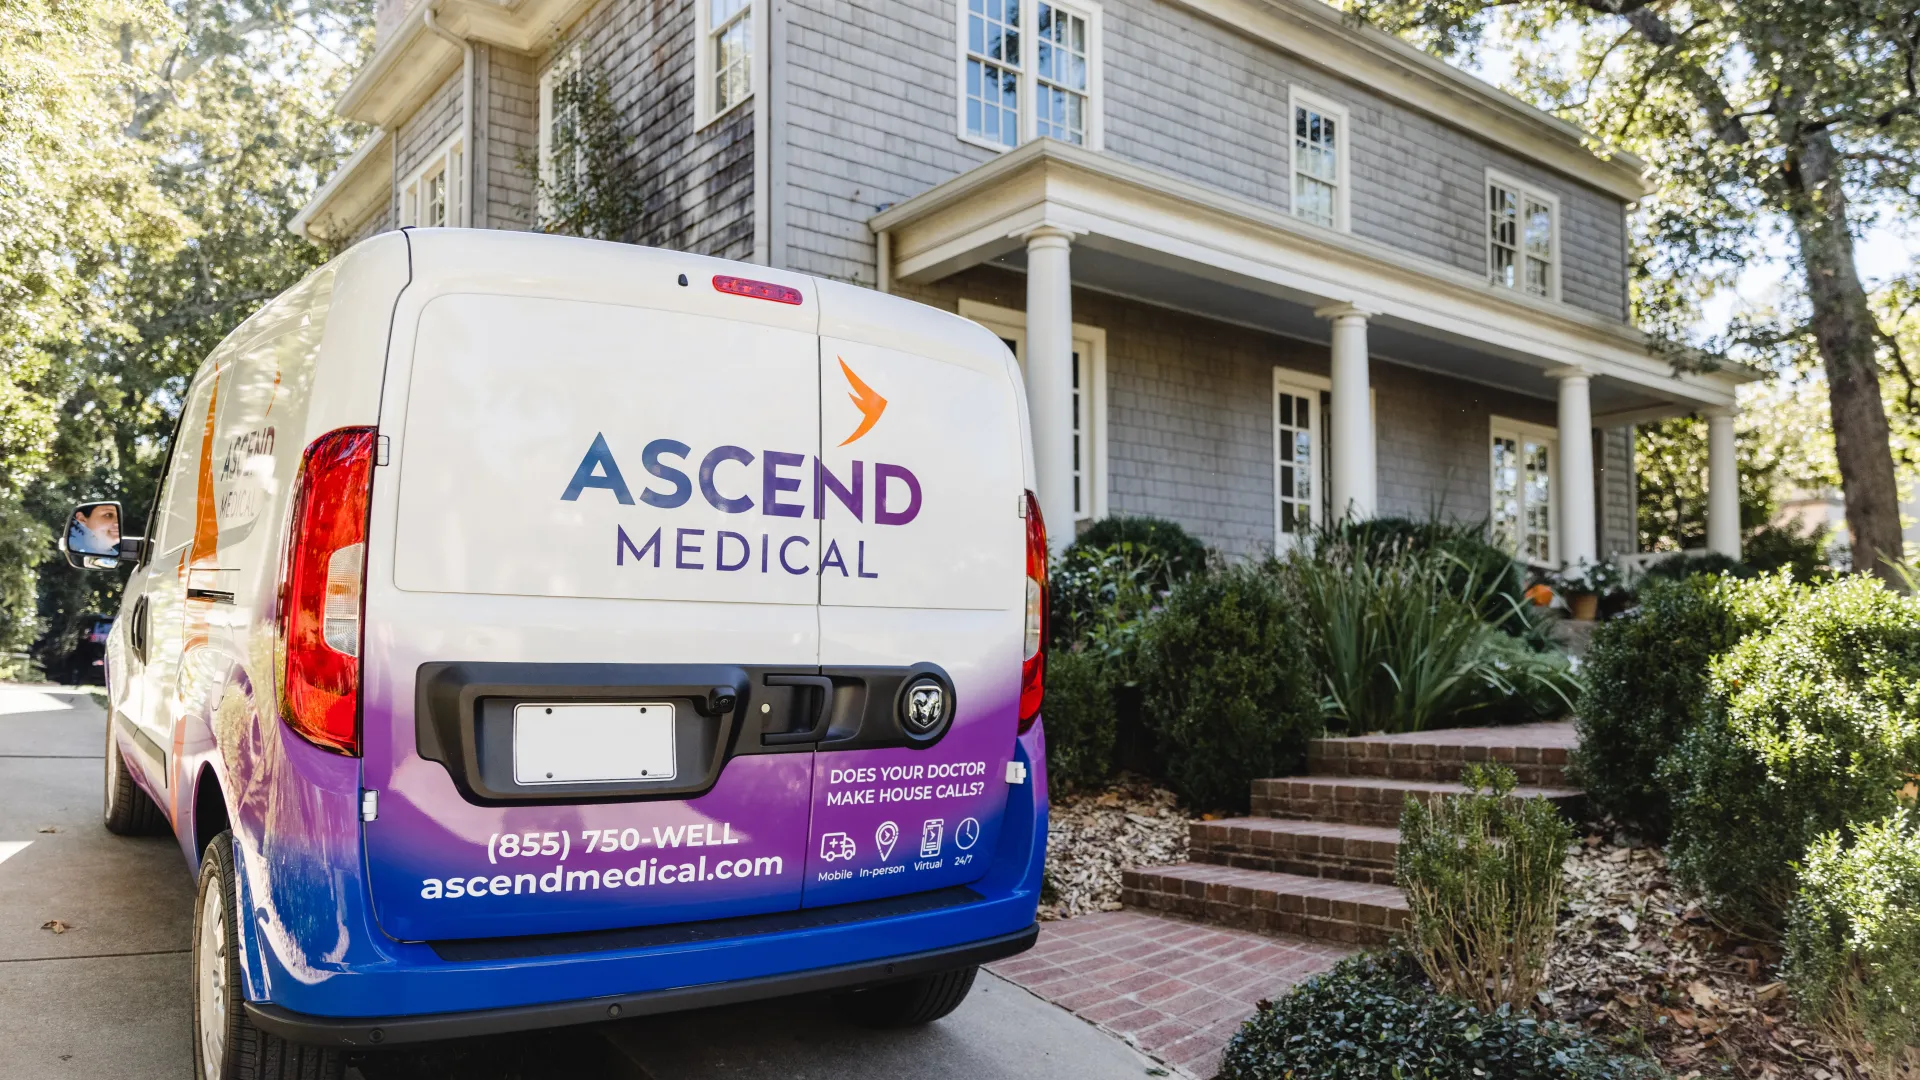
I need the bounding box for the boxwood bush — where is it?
[1665,576,1920,926]
[1572,573,1802,837]
[1218,950,1665,1080]
[1134,561,1320,811]
[1784,808,1920,1076]
[1067,514,1208,589]
[1040,647,1116,792]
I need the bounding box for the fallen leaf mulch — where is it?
[1039,774,1186,920]
[1549,835,1865,1080]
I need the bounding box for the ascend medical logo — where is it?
[560,358,918,578]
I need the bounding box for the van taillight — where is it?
[279,427,376,756]
[1019,490,1048,731]
[712,275,803,305]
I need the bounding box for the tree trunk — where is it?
[1782,130,1905,581]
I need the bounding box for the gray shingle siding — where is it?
[553,0,754,258]
[895,267,1574,558]
[393,69,463,224]
[480,46,538,231]
[1600,425,1635,556]
[780,0,1630,319]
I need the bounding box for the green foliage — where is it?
[1636,551,1755,584]
[1634,416,1784,557]
[1291,541,1577,734]
[1745,520,1835,580]
[1039,647,1116,792]
[1067,515,1208,591]
[1666,576,1920,926]
[1398,765,1573,1012]
[1573,573,1802,836]
[0,1,368,674]
[528,64,643,240]
[1134,561,1320,811]
[1785,809,1920,1077]
[1331,515,1543,641]
[1218,949,1666,1080]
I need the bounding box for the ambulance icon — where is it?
[820,832,857,861]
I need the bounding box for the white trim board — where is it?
[959,298,1109,521]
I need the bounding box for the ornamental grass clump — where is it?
[1291,540,1577,734]
[1397,764,1573,1013]
[1784,809,1920,1079]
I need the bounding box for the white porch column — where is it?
[1316,304,1376,520]
[1024,225,1077,555]
[1553,367,1598,566]
[1706,407,1742,559]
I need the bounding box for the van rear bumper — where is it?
[247,922,1037,1049]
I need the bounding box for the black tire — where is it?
[193,832,346,1080]
[834,966,979,1028]
[103,721,167,836]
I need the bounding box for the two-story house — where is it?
[293,0,1757,563]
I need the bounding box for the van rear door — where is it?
[361,244,824,942]
[801,281,1029,908]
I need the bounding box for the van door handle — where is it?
[761,675,833,745]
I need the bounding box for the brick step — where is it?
[1252,775,1585,828]
[1121,862,1408,947]
[1189,818,1400,886]
[1308,722,1576,788]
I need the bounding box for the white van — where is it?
[66,229,1051,1080]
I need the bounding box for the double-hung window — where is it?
[1487,170,1558,299]
[399,136,464,228]
[1273,371,1324,542]
[1289,88,1349,231]
[696,0,755,128]
[960,0,1101,151]
[1490,417,1557,564]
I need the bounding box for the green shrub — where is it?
[1746,520,1833,580]
[1291,544,1577,734]
[1218,950,1666,1080]
[1067,515,1208,589]
[1573,573,1801,837]
[1636,550,1755,584]
[1135,561,1320,811]
[1785,809,1920,1077]
[1040,647,1116,792]
[1048,541,1174,654]
[1666,576,1920,926]
[1398,765,1573,1012]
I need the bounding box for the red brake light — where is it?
[1019,490,1048,731]
[712,275,803,305]
[279,427,376,756]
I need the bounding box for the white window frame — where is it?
[1485,168,1561,301]
[960,299,1107,522]
[696,0,762,129]
[1287,86,1350,233]
[398,135,465,229]
[954,0,1104,154]
[1272,368,1328,546]
[1489,415,1559,566]
[537,46,582,218]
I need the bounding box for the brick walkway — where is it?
[987,912,1350,1078]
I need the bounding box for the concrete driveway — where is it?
[0,683,1165,1080]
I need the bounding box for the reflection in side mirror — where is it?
[61,501,137,570]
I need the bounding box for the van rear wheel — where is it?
[103,723,166,836]
[834,966,979,1028]
[193,831,345,1080]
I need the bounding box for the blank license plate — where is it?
[513,703,677,785]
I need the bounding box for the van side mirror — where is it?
[60,501,143,570]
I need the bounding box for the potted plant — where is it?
[1546,559,1623,621]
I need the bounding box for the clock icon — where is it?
[955,817,981,851]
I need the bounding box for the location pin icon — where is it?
[876,821,898,861]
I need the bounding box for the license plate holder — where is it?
[512,703,677,785]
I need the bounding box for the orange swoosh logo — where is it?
[837,357,887,446]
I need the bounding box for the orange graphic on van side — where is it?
[837,358,887,447]
[189,375,221,567]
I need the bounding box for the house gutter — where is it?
[423,1,475,227]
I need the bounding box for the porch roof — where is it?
[869,139,1758,425]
